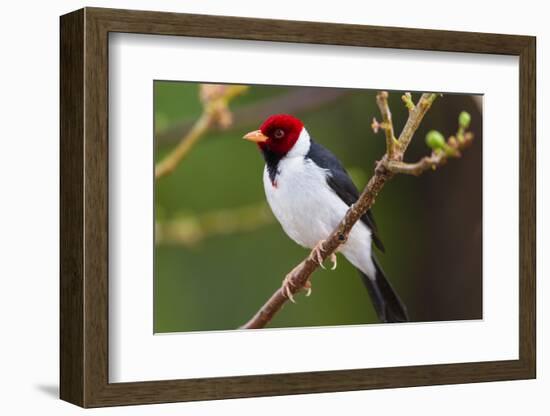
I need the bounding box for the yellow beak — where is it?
[243,129,268,143]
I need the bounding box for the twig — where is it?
[386,132,474,176]
[397,93,438,153]
[155,113,211,179]
[375,91,398,158]
[156,202,274,246]
[156,88,350,145]
[241,91,469,330]
[155,84,248,179]
[401,92,415,111]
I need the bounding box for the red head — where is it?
[243,114,304,156]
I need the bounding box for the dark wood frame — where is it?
[60,7,536,408]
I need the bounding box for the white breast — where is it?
[264,157,341,248]
[263,155,376,278]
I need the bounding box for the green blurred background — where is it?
[154,82,483,333]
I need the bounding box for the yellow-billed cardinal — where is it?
[244,114,408,323]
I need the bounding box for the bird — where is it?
[243,114,408,323]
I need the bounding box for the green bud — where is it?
[426,130,446,150]
[458,111,471,129]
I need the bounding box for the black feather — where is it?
[359,256,409,323]
[261,147,282,184]
[306,140,385,252]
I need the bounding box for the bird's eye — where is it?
[273,129,285,139]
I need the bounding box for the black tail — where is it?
[359,256,409,323]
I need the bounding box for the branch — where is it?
[401,92,415,111]
[241,91,472,330]
[156,202,274,246]
[397,93,438,152]
[386,132,474,176]
[374,91,398,158]
[155,84,248,179]
[156,88,350,145]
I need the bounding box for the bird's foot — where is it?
[281,266,312,303]
[281,273,296,303]
[309,240,327,269]
[309,240,338,271]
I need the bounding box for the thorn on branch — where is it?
[371,117,381,133]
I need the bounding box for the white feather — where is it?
[263,129,376,278]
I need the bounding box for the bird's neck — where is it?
[261,147,284,185]
[260,128,312,184]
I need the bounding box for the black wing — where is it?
[306,140,385,252]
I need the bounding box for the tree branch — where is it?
[397,93,438,153]
[155,84,248,179]
[375,91,398,158]
[156,88,350,145]
[241,91,473,330]
[156,202,274,246]
[386,132,474,176]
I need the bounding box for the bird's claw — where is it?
[310,240,326,269]
[304,280,312,297]
[330,253,337,270]
[309,240,338,271]
[282,239,336,303]
[281,271,313,303]
[281,274,297,303]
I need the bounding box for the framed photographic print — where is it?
[60,7,536,408]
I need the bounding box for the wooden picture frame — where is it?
[60,7,536,408]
